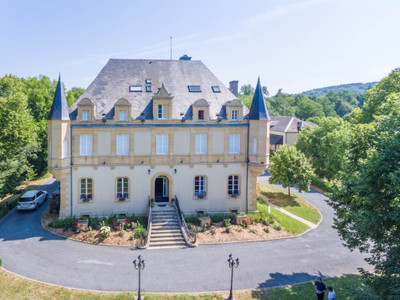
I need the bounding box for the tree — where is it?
[268,91,295,117]
[296,117,350,181]
[0,75,38,197]
[329,68,400,298]
[268,145,314,196]
[240,84,254,95]
[295,98,325,121]
[67,87,85,107]
[262,85,269,97]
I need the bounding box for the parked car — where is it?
[17,190,48,211]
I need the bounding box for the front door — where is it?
[155,176,168,202]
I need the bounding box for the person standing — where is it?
[327,286,336,300]
[315,277,327,300]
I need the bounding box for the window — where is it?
[212,86,221,93]
[198,110,204,120]
[232,110,238,121]
[145,79,151,84]
[80,178,93,201]
[119,110,127,121]
[194,176,207,198]
[228,175,239,196]
[129,85,142,92]
[49,140,52,158]
[82,110,90,121]
[229,134,240,154]
[116,177,129,200]
[116,134,129,155]
[252,138,257,155]
[63,139,68,158]
[145,85,152,92]
[188,85,201,92]
[195,134,207,154]
[158,105,168,119]
[80,135,92,156]
[156,134,168,155]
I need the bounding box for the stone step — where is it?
[148,241,187,247]
[150,236,185,242]
[150,229,181,234]
[152,225,181,230]
[152,213,177,218]
[152,220,179,225]
[151,232,183,238]
[152,216,178,221]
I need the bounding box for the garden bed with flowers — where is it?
[43,206,147,246]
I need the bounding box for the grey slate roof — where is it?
[48,74,70,120]
[69,59,248,120]
[270,116,315,133]
[248,77,270,120]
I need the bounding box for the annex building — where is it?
[48,58,270,218]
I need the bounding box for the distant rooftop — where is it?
[270,116,315,133]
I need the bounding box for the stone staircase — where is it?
[148,205,186,248]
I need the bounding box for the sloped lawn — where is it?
[259,184,321,224]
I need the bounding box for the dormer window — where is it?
[129,85,142,92]
[146,86,152,92]
[119,110,127,121]
[232,110,238,121]
[198,110,205,121]
[212,86,221,93]
[82,110,90,121]
[158,105,168,119]
[188,86,201,93]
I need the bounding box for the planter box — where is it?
[77,219,88,229]
[199,216,211,227]
[235,214,247,225]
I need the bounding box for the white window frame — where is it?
[229,134,240,154]
[252,138,257,155]
[158,104,168,119]
[194,176,207,198]
[116,134,129,156]
[228,175,240,196]
[232,110,238,121]
[80,178,93,200]
[156,134,169,155]
[116,177,129,200]
[79,134,92,156]
[82,110,90,121]
[119,110,127,121]
[63,139,68,158]
[195,134,207,154]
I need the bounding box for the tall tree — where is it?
[240,84,254,95]
[67,87,85,107]
[296,117,350,181]
[295,98,325,121]
[329,68,400,298]
[268,145,314,196]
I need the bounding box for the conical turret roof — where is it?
[48,74,70,120]
[249,77,270,120]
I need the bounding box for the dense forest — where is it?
[301,82,377,97]
[238,82,373,122]
[0,74,84,197]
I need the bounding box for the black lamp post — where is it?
[133,255,145,300]
[226,254,239,300]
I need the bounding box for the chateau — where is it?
[48,58,270,218]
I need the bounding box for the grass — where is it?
[259,184,321,224]
[0,268,373,299]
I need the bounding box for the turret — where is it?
[247,78,270,212]
[48,74,71,218]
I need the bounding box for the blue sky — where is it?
[1,0,399,95]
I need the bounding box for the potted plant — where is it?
[197,192,206,199]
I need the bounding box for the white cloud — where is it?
[243,0,330,26]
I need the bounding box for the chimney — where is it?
[179,54,192,60]
[229,80,239,97]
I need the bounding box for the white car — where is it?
[17,190,48,211]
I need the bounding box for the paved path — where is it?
[0,176,372,293]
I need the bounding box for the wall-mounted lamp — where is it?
[181,117,186,123]
[261,161,264,164]
[174,169,177,174]
[141,118,145,123]
[217,117,222,123]
[217,160,220,163]
[148,169,151,174]
[103,161,106,165]
[141,161,144,164]
[180,160,183,164]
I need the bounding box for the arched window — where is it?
[63,139,68,158]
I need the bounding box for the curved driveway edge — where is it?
[0,177,372,293]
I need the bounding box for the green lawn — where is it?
[0,268,373,300]
[259,184,321,224]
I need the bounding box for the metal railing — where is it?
[138,196,152,249]
[175,195,197,247]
